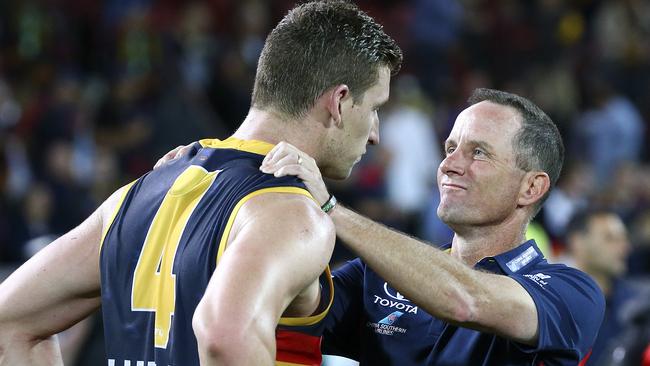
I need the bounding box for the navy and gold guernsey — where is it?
[100,137,334,366]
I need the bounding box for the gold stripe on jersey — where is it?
[278,265,333,327]
[199,136,275,156]
[215,186,315,265]
[100,180,137,252]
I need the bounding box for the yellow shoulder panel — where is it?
[100,180,137,252]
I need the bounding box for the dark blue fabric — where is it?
[324,240,605,365]
[586,279,639,366]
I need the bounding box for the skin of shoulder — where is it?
[192,191,335,363]
[228,191,336,311]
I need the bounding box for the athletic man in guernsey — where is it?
[0,2,401,365]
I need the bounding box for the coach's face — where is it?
[321,67,390,179]
[437,101,527,229]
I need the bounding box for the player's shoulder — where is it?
[230,190,335,258]
[240,190,330,230]
[98,183,135,229]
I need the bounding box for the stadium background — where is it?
[0,0,649,364]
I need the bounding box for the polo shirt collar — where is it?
[445,240,546,275]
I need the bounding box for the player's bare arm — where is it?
[0,186,126,365]
[260,142,540,346]
[192,192,335,365]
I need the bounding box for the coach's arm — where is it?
[0,187,124,365]
[192,192,335,365]
[260,142,541,346]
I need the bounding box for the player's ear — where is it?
[325,84,349,128]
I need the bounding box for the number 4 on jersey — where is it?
[131,166,219,348]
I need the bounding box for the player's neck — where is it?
[450,215,528,267]
[233,107,322,158]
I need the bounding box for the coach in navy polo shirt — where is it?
[262,88,605,365]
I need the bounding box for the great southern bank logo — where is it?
[373,282,418,314]
[368,311,407,336]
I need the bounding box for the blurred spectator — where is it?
[573,80,645,187]
[565,210,645,366]
[409,0,462,97]
[543,161,594,240]
[628,209,650,276]
[176,2,220,94]
[381,75,441,234]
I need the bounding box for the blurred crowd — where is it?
[1,0,650,365]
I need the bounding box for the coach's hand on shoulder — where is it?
[153,144,195,170]
[260,142,330,206]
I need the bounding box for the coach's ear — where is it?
[324,84,350,128]
[517,171,550,208]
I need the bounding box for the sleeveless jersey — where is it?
[100,137,333,366]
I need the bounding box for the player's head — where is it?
[566,210,630,279]
[437,88,564,230]
[252,0,402,179]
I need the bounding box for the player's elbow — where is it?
[193,305,274,364]
[193,317,245,363]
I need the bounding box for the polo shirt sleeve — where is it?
[510,266,606,360]
[322,258,365,359]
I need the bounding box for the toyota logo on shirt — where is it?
[384,282,410,302]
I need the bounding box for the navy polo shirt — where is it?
[323,240,605,365]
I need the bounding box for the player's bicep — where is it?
[193,194,334,345]
[0,210,103,339]
[0,186,127,339]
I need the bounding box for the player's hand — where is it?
[260,141,330,206]
[153,144,194,170]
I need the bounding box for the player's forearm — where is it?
[0,334,63,366]
[330,205,483,323]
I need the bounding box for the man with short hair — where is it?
[566,210,638,365]
[262,88,605,365]
[0,2,402,365]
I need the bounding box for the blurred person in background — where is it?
[542,161,594,240]
[564,209,647,366]
[381,74,441,235]
[628,208,650,276]
[573,79,645,190]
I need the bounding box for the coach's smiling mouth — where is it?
[442,183,467,190]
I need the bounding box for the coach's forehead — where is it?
[448,101,522,154]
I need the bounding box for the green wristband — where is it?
[321,194,337,214]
